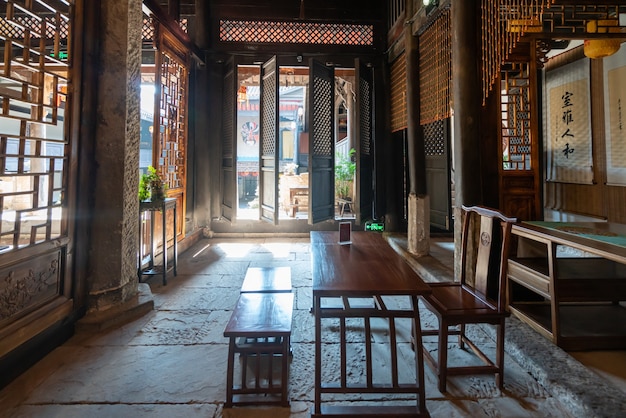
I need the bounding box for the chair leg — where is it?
[459,323,466,349]
[496,318,506,389]
[437,320,449,392]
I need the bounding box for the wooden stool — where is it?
[240,266,292,293]
[224,292,293,407]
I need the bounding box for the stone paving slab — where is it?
[1,236,616,418]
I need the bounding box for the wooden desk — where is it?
[507,221,626,350]
[311,231,431,417]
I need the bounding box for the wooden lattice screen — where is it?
[0,0,72,250]
[419,7,451,125]
[501,62,532,171]
[219,20,374,46]
[390,54,407,133]
[154,27,189,193]
[481,1,626,105]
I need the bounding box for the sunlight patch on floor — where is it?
[261,242,292,258]
[216,242,255,258]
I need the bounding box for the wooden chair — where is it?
[419,205,517,392]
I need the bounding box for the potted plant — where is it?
[335,148,356,201]
[139,165,166,203]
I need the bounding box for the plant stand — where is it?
[138,198,177,285]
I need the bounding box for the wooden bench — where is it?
[223,292,294,407]
[240,266,292,293]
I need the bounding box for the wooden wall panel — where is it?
[544,182,605,218]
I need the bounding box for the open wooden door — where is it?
[355,59,374,224]
[308,59,335,224]
[425,118,452,231]
[259,56,279,224]
[221,57,238,222]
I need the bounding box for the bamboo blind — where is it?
[419,8,451,125]
[390,53,407,133]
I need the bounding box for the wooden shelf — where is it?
[507,222,626,350]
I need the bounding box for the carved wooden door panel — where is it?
[308,59,335,224]
[221,57,237,223]
[259,56,279,224]
[355,59,374,224]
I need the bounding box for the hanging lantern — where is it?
[584,20,623,59]
[237,85,248,103]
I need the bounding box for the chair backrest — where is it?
[460,205,517,312]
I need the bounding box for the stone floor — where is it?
[0,236,625,417]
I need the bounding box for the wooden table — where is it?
[507,221,626,350]
[311,231,432,417]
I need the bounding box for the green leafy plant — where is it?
[139,165,166,201]
[335,148,356,200]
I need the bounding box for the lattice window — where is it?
[359,76,371,156]
[261,71,276,157]
[0,0,72,251]
[312,75,333,156]
[424,120,446,157]
[142,18,155,43]
[219,20,374,46]
[501,62,532,171]
[390,54,407,133]
[156,51,187,190]
[419,7,451,125]
[142,18,188,44]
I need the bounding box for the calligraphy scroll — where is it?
[604,46,626,186]
[546,58,593,184]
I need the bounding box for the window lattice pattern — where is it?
[359,76,371,156]
[390,54,407,133]
[222,70,234,157]
[261,72,276,156]
[312,75,333,156]
[481,1,626,104]
[419,8,451,125]
[157,51,187,190]
[0,0,71,250]
[501,62,532,171]
[424,120,446,157]
[142,18,187,43]
[142,18,155,43]
[219,20,374,46]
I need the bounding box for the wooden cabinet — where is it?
[507,222,626,350]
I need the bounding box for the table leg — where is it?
[162,203,167,286]
[411,295,426,413]
[314,295,322,414]
[172,204,177,276]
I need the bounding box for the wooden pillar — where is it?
[452,0,482,207]
[451,0,482,278]
[406,0,429,255]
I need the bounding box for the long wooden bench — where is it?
[240,266,292,293]
[223,292,294,407]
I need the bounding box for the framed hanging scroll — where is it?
[545,58,593,184]
[603,46,626,186]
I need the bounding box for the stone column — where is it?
[85,0,148,316]
[406,0,429,256]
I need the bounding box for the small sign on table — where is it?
[339,221,352,245]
